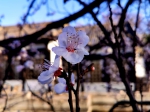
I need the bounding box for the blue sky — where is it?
[0,0,29,26]
[0,0,148,33]
[0,0,92,26]
[0,0,128,27]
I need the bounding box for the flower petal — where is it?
[53,47,86,64]
[58,78,66,84]
[38,71,54,84]
[54,83,67,94]
[49,66,58,74]
[52,47,67,56]
[53,55,60,68]
[58,32,68,47]
[62,51,84,64]
[62,26,76,35]
[77,46,89,55]
[77,31,89,47]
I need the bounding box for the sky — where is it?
[0,0,149,33]
[0,0,93,26]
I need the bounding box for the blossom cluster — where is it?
[38,26,89,94]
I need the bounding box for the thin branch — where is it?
[0,0,107,56]
[118,0,134,38]
[27,84,55,112]
[108,1,121,62]
[2,88,8,112]
[84,54,114,60]
[114,56,139,111]
[0,55,13,95]
[22,0,36,23]
[67,62,74,112]
[108,2,118,45]
[109,100,150,112]
[30,91,55,111]
[77,0,114,48]
[134,0,141,35]
[117,0,123,10]
[116,3,129,54]
[75,63,81,112]
[112,0,140,111]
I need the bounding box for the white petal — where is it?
[54,83,67,94]
[52,47,67,56]
[58,78,66,84]
[62,26,76,35]
[77,46,89,55]
[53,55,60,68]
[38,71,53,84]
[71,73,75,84]
[53,46,86,64]
[77,31,89,47]
[62,51,84,64]
[58,32,68,47]
[49,66,58,73]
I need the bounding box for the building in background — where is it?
[0,22,147,84]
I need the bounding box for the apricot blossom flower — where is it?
[52,26,89,64]
[38,55,62,84]
[54,73,75,94]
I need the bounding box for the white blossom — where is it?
[52,26,89,64]
[54,73,75,94]
[38,55,61,84]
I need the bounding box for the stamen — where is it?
[66,47,75,52]
[66,33,80,52]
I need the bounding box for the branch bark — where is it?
[67,63,74,112]
[78,0,114,48]
[0,0,107,56]
[75,63,81,112]
[109,100,150,112]
[81,0,139,111]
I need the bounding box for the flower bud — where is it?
[87,63,95,72]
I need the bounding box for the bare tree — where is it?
[0,0,150,111]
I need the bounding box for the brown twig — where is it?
[118,0,134,38]
[66,62,74,112]
[77,0,114,48]
[117,0,123,10]
[27,84,55,112]
[0,0,106,53]
[109,0,139,111]
[0,54,13,95]
[134,0,141,34]
[22,0,36,23]
[109,100,150,112]
[75,63,81,112]
[2,88,8,112]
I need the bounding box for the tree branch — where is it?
[118,0,133,33]
[75,63,81,112]
[0,0,107,56]
[78,0,114,48]
[27,84,55,112]
[109,100,150,112]
[22,0,36,23]
[67,62,74,112]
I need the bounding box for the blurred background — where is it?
[0,0,150,111]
